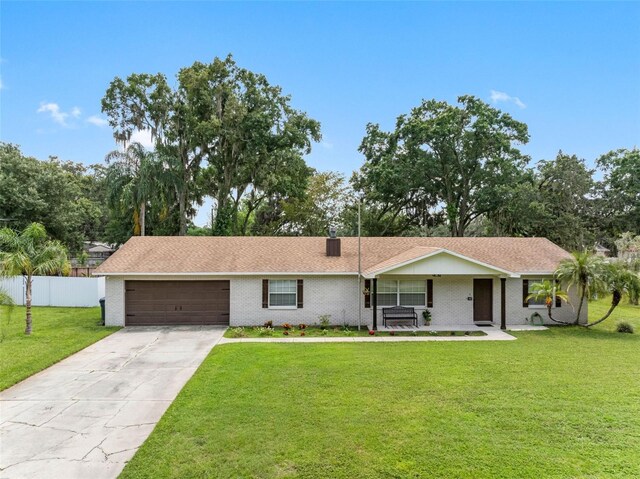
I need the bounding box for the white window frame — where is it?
[268,279,298,309]
[376,280,426,307]
[527,278,553,309]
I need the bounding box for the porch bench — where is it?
[382,306,418,328]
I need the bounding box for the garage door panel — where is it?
[125,281,230,326]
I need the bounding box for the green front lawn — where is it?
[588,296,640,332]
[0,306,119,391]
[121,297,640,479]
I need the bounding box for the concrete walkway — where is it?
[220,328,516,344]
[0,326,225,479]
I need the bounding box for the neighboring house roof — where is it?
[87,245,114,254]
[84,241,115,253]
[94,236,570,276]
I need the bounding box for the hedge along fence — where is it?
[0,276,105,307]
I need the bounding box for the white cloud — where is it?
[87,115,109,127]
[0,76,3,90]
[489,90,526,109]
[320,141,334,150]
[37,102,69,125]
[37,102,82,126]
[130,129,155,148]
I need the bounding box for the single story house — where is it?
[94,235,586,328]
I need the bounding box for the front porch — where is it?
[368,275,510,330]
[364,248,518,330]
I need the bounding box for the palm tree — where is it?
[626,258,640,305]
[0,288,13,306]
[585,262,640,328]
[555,251,605,325]
[0,223,69,335]
[525,280,571,325]
[0,287,15,339]
[106,142,161,237]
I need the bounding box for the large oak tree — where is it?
[102,55,321,236]
[355,96,530,237]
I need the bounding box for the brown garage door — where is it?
[125,281,230,326]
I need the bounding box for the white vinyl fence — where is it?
[0,276,105,307]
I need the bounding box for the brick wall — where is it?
[105,277,125,326]
[230,275,369,327]
[103,274,587,328]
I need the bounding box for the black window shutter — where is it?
[427,279,433,308]
[522,279,529,307]
[364,279,371,308]
[262,280,269,308]
[555,279,562,307]
[297,279,304,308]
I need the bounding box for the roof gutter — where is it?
[93,271,360,277]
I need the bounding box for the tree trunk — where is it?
[574,286,587,325]
[140,202,146,237]
[546,303,572,325]
[25,276,33,335]
[584,290,621,328]
[178,189,187,236]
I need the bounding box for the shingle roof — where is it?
[94,236,570,276]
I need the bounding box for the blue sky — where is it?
[1,1,639,225]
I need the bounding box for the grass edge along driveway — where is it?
[0,306,120,391]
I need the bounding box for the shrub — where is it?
[320,329,329,336]
[298,323,307,330]
[422,309,432,324]
[264,320,273,328]
[257,327,274,337]
[229,327,246,338]
[283,330,289,336]
[318,315,331,329]
[616,321,634,334]
[282,323,292,330]
[368,330,375,335]
[300,331,306,336]
[389,331,395,336]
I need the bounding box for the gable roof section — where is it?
[363,247,519,277]
[94,236,570,276]
[362,247,442,276]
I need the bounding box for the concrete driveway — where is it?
[0,326,225,479]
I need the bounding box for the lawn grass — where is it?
[121,297,640,479]
[225,326,486,338]
[0,306,119,391]
[588,295,640,332]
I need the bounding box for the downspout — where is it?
[372,278,378,330]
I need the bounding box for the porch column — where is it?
[500,277,506,330]
[372,278,378,330]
